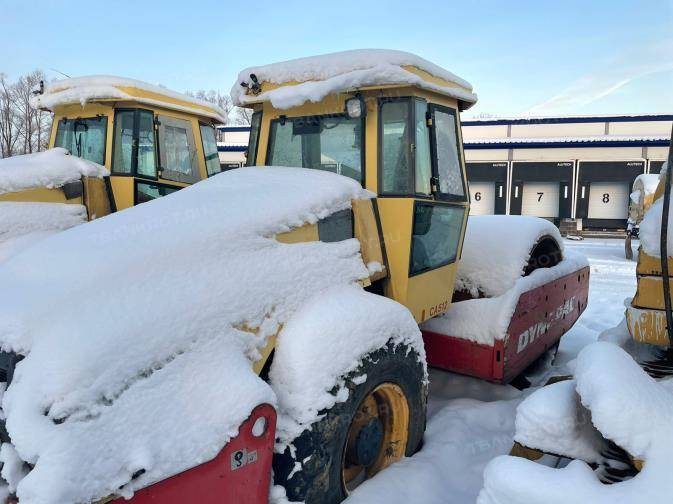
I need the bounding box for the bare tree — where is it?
[233,106,253,125]
[0,70,52,158]
[0,74,22,158]
[186,89,233,124]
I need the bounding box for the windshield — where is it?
[54,117,107,165]
[267,115,363,184]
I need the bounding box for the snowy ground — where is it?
[345,238,636,504]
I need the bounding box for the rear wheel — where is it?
[273,342,426,504]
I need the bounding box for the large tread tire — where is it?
[273,341,426,504]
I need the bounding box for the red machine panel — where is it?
[423,267,590,384]
[117,403,276,504]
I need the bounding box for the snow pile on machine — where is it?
[231,48,478,110]
[422,216,588,345]
[0,148,107,262]
[0,148,107,195]
[31,76,228,122]
[0,167,423,504]
[478,342,673,503]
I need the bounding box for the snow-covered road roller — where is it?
[0,50,587,504]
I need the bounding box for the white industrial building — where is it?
[218,113,672,231]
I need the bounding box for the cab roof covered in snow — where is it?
[231,49,478,111]
[31,76,228,123]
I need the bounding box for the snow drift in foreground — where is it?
[478,341,673,504]
[0,167,408,504]
[231,49,477,110]
[0,202,87,263]
[0,148,108,196]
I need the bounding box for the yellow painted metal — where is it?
[636,250,673,276]
[632,276,673,311]
[626,305,671,346]
[275,223,320,244]
[0,186,77,204]
[108,177,135,211]
[342,382,410,493]
[82,177,112,220]
[352,199,388,282]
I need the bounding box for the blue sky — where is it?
[1,0,671,117]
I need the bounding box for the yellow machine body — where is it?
[245,74,472,323]
[1,79,226,216]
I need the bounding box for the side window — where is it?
[414,100,432,195]
[112,109,157,177]
[137,110,156,178]
[136,181,180,204]
[246,110,262,166]
[380,101,412,194]
[199,124,221,177]
[410,203,465,275]
[158,116,199,183]
[430,106,466,200]
[112,111,134,174]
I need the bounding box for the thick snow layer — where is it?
[640,162,673,257]
[514,379,608,463]
[270,285,425,447]
[0,202,87,263]
[478,342,673,504]
[0,148,108,195]
[31,76,228,123]
[422,251,588,345]
[232,49,477,110]
[455,215,564,298]
[0,167,375,504]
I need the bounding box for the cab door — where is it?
[376,98,469,323]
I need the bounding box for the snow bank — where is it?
[0,167,374,504]
[270,285,425,447]
[31,76,228,123]
[478,342,673,504]
[422,251,588,345]
[514,379,607,463]
[632,174,660,201]
[0,202,87,263]
[455,215,564,298]
[232,49,477,110]
[639,162,673,257]
[0,148,108,195]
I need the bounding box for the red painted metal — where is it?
[116,403,276,504]
[423,266,590,384]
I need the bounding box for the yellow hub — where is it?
[342,383,410,493]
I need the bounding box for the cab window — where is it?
[410,203,465,275]
[246,110,262,166]
[54,117,107,165]
[158,115,199,184]
[267,115,363,184]
[199,124,221,176]
[136,181,180,204]
[379,98,433,196]
[112,109,156,177]
[429,105,466,200]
